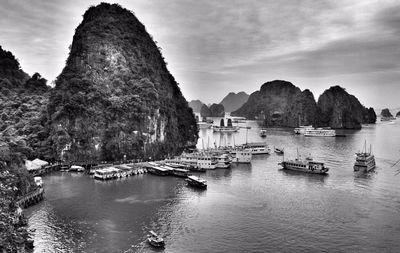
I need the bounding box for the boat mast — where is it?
[297,147,299,159]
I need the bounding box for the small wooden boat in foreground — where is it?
[147,230,165,248]
[186,175,207,189]
[274,147,284,155]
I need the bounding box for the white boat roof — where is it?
[95,167,121,173]
[188,175,207,183]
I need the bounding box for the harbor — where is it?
[24,119,400,253]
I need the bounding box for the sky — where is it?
[1,0,399,109]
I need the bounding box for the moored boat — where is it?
[186,175,207,188]
[231,148,252,163]
[294,125,314,134]
[146,162,170,176]
[94,167,122,180]
[147,230,165,248]
[216,154,232,168]
[354,141,376,172]
[242,142,271,155]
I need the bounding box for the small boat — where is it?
[274,147,284,155]
[147,230,165,248]
[170,168,189,177]
[260,129,267,137]
[242,142,271,155]
[230,148,252,163]
[186,175,207,188]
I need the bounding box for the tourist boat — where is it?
[146,162,170,176]
[186,175,207,188]
[69,165,85,172]
[242,142,271,155]
[260,129,267,137]
[274,147,284,155]
[94,167,122,180]
[278,157,329,174]
[216,154,232,168]
[231,148,252,163]
[147,230,165,248]
[169,167,189,177]
[230,116,246,123]
[354,141,376,172]
[180,152,218,170]
[294,125,314,134]
[304,128,336,137]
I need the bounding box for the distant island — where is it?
[219,92,249,112]
[188,100,205,113]
[232,80,376,129]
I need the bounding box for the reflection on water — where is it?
[26,120,400,252]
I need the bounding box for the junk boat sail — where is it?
[213,118,239,132]
[278,151,329,174]
[147,231,165,248]
[354,141,376,172]
[186,175,207,188]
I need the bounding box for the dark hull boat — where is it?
[278,158,329,174]
[274,147,284,155]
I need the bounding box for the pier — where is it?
[16,188,44,208]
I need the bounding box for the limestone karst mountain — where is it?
[47,3,197,162]
[219,92,249,112]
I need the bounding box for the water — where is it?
[26,120,400,252]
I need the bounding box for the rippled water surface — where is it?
[27,120,400,252]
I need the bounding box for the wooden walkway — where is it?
[16,188,44,208]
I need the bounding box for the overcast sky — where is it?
[1,0,399,109]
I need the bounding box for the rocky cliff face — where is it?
[317,86,375,129]
[188,100,205,112]
[219,92,249,112]
[209,103,225,117]
[232,80,317,127]
[47,3,197,162]
[381,108,393,118]
[200,104,211,118]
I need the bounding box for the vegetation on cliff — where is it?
[232,80,317,127]
[0,133,36,251]
[45,3,197,162]
[219,92,249,112]
[209,103,225,117]
[200,104,211,118]
[232,81,376,129]
[317,86,376,129]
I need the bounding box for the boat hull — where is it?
[353,163,375,172]
[279,162,329,174]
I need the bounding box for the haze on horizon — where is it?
[1,0,399,110]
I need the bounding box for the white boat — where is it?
[216,154,232,168]
[242,142,271,155]
[231,148,252,163]
[94,167,121,180]
[186,175,207,188]
[354,141,376,172]
[294,125,314,134]
[304,128,336,137]
[180,152,218,170]
[34,176,43,188]
[147,231,165,248]
[70,165,85,172]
